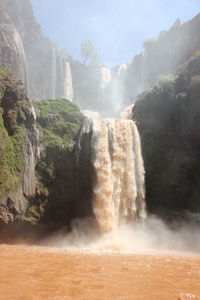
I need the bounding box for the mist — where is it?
[42,215,200,254]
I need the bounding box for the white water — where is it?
[30,103,37,121]
[81,110,100,118]
[1,25,29,93]
[100,67,112,89]
[12,29,26,76]
[23,137,35,197]
[117,63,127,77]
[91,118,146,233]
[52,48,56,99]
[63,61,73,102]
[121,104,134,120]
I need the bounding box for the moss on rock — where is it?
[0,69,27,199]
[33,98,84,148]
[30,98,84,227]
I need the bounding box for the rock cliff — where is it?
[0,68,84,231]
[0,68,38,224]
[0,2,27,91]
[1,0,200,115]
[134,53,200,217]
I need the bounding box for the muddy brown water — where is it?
[0,245,200,299]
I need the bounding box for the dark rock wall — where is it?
[30,99,84,228]
[134,55,200,217]
[0,71,84,229]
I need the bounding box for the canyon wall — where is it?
[0,68,39,224]
[134,54,200,218]
[0,68,84,232]
[0,1,27,91]
[1,0,200,115]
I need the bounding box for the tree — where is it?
[81,40,100,65]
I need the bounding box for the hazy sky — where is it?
[31,0,200,66]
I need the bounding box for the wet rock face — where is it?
[29,99,84,228]
[0,0,65,100]
[0,8,27,89]
[134,55,200,217]
[0,70,38,225]
[75,118,95,219]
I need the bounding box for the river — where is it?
[0,244,199,299]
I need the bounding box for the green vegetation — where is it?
[0,108,24,196]
[0,68,23,93]
[0,68,12,78]
[31,98,84,225]
[159,73,176,84]
[0,68,27,198]
[34,98,84,149]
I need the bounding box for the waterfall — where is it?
[0,22,29,94]
[12,29,28,89]
[117,63,127,77]
[63,61,73,102]
[52,48,56,99]
[100,67,112,89]
[121,105,134,120]
[90,117,146,233]
[23,104,40,198]
[23,137,35,197]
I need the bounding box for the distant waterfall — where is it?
[52,48,56,99]
[0,23,29,94]
[63,61,73,102]
[23,137,35,197]
[91,117,146,233]
[100,67,112,89]
[12,29,28,89]
[117,63,127,77]
[23,104,40,197]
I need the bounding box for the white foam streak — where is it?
[117,63,127,77]
[63,61,73,102]
[100,67,112,89]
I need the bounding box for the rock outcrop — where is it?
[0,68,84,229]
[29,98,84,228]
[0,68,38,224]
[134,54,200,217]
[0,2,27,91]
[122,14,200,106]
[0,0,71,100]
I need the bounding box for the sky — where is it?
[31,0,200,67]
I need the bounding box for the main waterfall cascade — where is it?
[89,116,146,233]
[63,61,73,102]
